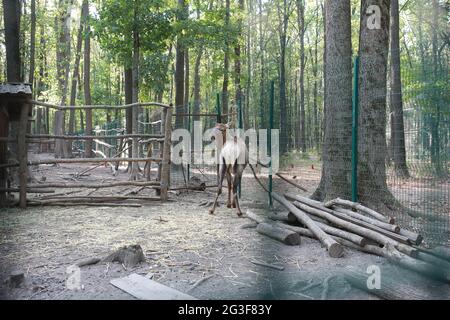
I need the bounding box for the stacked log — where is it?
[245,192,450,284]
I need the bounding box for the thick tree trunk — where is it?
[83,0,93,158]
[389,0,409,178]
[55,0,72,158]
[174,0,186,128]
[312,0,352,201]
[358,0,395,211]
[3,0,22,82]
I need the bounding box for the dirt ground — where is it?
[0,154,449,300]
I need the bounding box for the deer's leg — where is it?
[232,173,243,216]
[226,168,232,208]
[209,163,226,214]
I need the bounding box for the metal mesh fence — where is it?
[267,54,449,247]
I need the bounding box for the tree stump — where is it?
[103,244,145,268]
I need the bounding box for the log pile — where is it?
[245,192,450,284]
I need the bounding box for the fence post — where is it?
[187,102,191,181]
[237,97,243,198]
[216,93,221,186]
[160,105,173,201]
[268,81,274,207]
[351,55,359,203]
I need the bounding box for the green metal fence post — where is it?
[351,55,360,203]
[216,93,221,124]
[216,93,221,186]
[187,102,191,181]
[237,97,243,198]
[268,81,274,207]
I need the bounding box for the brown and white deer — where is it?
[209,123,249,217]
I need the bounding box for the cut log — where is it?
[256,223,301,245]
[429,246,450,262]
[333,207,400,233]
[415,251,450,270]
[268,211,297,223]
[291,201,416,257]
[275,172,307,192]
[24,180,160,189]
[277,222,366,248]
[310,220,368,247]
[324,197,394,224]
[272,193,343,257]
[26,201,142,207]
[245,210,267,224]
[285,194,409,244]
[398,228,423,246]
[76,257,101,267]
[343,266,433,300]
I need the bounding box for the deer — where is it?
[209,122,249,217]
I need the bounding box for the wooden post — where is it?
[156,107,167,197]
[18,102,30,208]
[160,105,172,201]
[0,107,8,206]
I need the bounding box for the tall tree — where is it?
[68,1,88,156]
[29,0,36,90]
[83,0,93,158]
[130,0,140,180]
[357,0,394,210]
[389,0,409,177]
[174,0,187,128]
[3,0,22,82]
[222,0,231,122]
[312,0,352,201]
[296,0,306,153]
[234,0,245,114]
[276,0,291,153]
[54,0,73,158]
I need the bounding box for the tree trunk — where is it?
[430,0,442,174]
[68,0,87,157]
[29,0,36,91]
[358,0,395,211]
[312,0,319,150]
[55,0,72,158]
[277,0,289,154]
[258,0,265,129]
[297,0,306,153]
[184,47,190,128]
[312,0,352,201]
[234,0,245,115]
[174,0,186,128]
[130,7,140,180]
[222,0,231,123]
[83,0,93,158]
[3,0,22,82]
[389,0,409,177]
[193,48,203,122]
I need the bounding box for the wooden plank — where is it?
[110,273,196,300]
